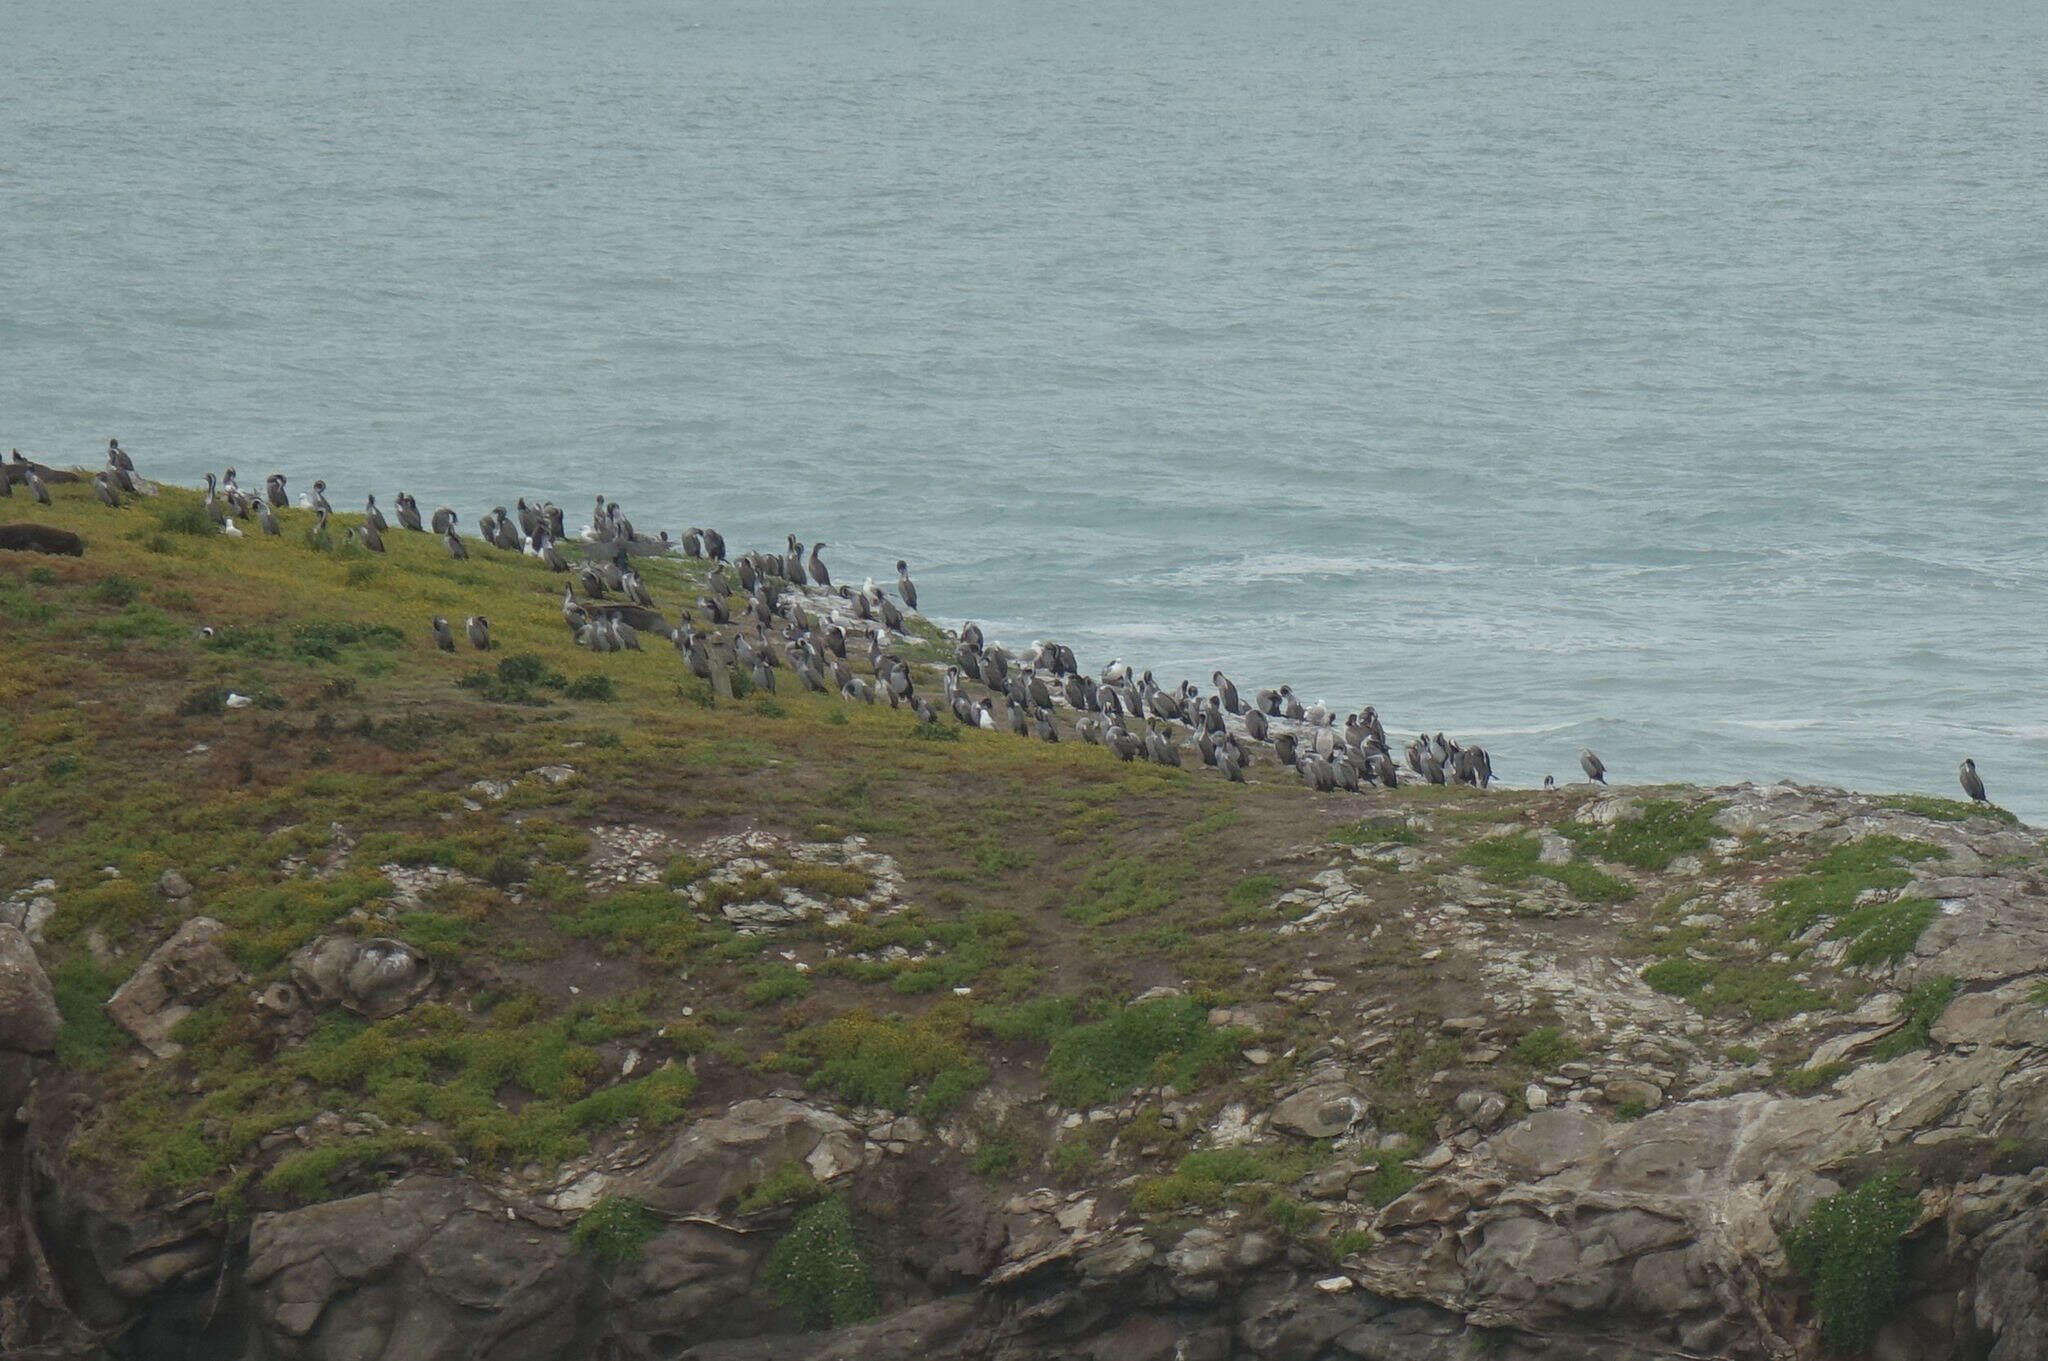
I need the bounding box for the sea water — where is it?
[4,0,2045,815]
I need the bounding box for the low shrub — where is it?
[763,1197,877,1330]
[1781,1172,1920,1350]
[1045,995,1242,1107]
[1511,1025,1583,1070]
[572,1195,662,1266]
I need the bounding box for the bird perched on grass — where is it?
[466,616,491,650]
[1960,758,1988,804]
[431,617,456,652]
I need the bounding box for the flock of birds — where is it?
[3,439,2004,810]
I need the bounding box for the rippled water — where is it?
[5,0,2046,815]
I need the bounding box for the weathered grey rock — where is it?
[679,1297,981,1361]
[17,895,55,944]
[1272,1082,1371,1138]
[0,925,59,1053]
[619,1097,863,1217]
[157,868,193,899]
[107,916,242,1057]
[245,1177,588,1361]
[1580,798,1644,827]
[1487,1109,1607,1178]
[290,935,433,1020]
[1236,1275,1381,1359]
[1453,1087,1511,1131]
[1603,1078,1664,1112]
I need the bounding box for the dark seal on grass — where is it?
[0,524,84,556]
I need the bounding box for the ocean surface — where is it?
[5,0,2046,816]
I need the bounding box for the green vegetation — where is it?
[1062,854,1192,925]
[743,962,813,1007]
[1560,799,1723,870]
[780,1003,987,1119]
[1877,793,2017,826]
[1763,836,1945,948]
[974,995,1077,1042]
[1130,1144,1322,1212]
[1781,1173,1921,1351]
[1641,954,1830,1023]
[737,1162,827,1214]
[1510,1025,1582,1071]
[1633,836,1948,1027]
[763,1197,878,1330]
[1462,833,1633,903]
[571,1195,662,1266]
[1356,1146,1420,1208]
[1871,977,1959,1061]
[1225,873,1283,908]
[1780,1061,1852,1096]
[51,956,124,1072]
[1044,996,1243,1107]
[2,479,2017,1259]
[459,653,567,704]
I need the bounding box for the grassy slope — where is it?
[0,481,2020,1242]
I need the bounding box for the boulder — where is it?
[0,925,59,1053]
[1271,1082,1371,1139]
[289,935,433,1020]
[1453,1087,1511,1132]
[1603,1078,1664,1112]
[1580,798,1644,827]
[619,1097,864,1218]
[245,1177,588,1361]
[106,916,242,1057]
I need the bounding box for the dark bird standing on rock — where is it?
[1580,749,1606,784]
[896,560,917,610]
[1960,758,1988,804]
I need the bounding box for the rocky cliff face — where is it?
[7,782,2048,1360]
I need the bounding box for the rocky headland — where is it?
[2,480,2045,1360]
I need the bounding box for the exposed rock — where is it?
[0,925,59,1054]
[1453,1087,1511,1131]
[107,916,243,1057]
[619,1097,864,1217]
[1603,1078,1665,1112]
[1271,1082,1372,1139]
[1580,797,1645,826]
[157,868,193,899]
[290,935,434,1019]
[245,1177,590,1360]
